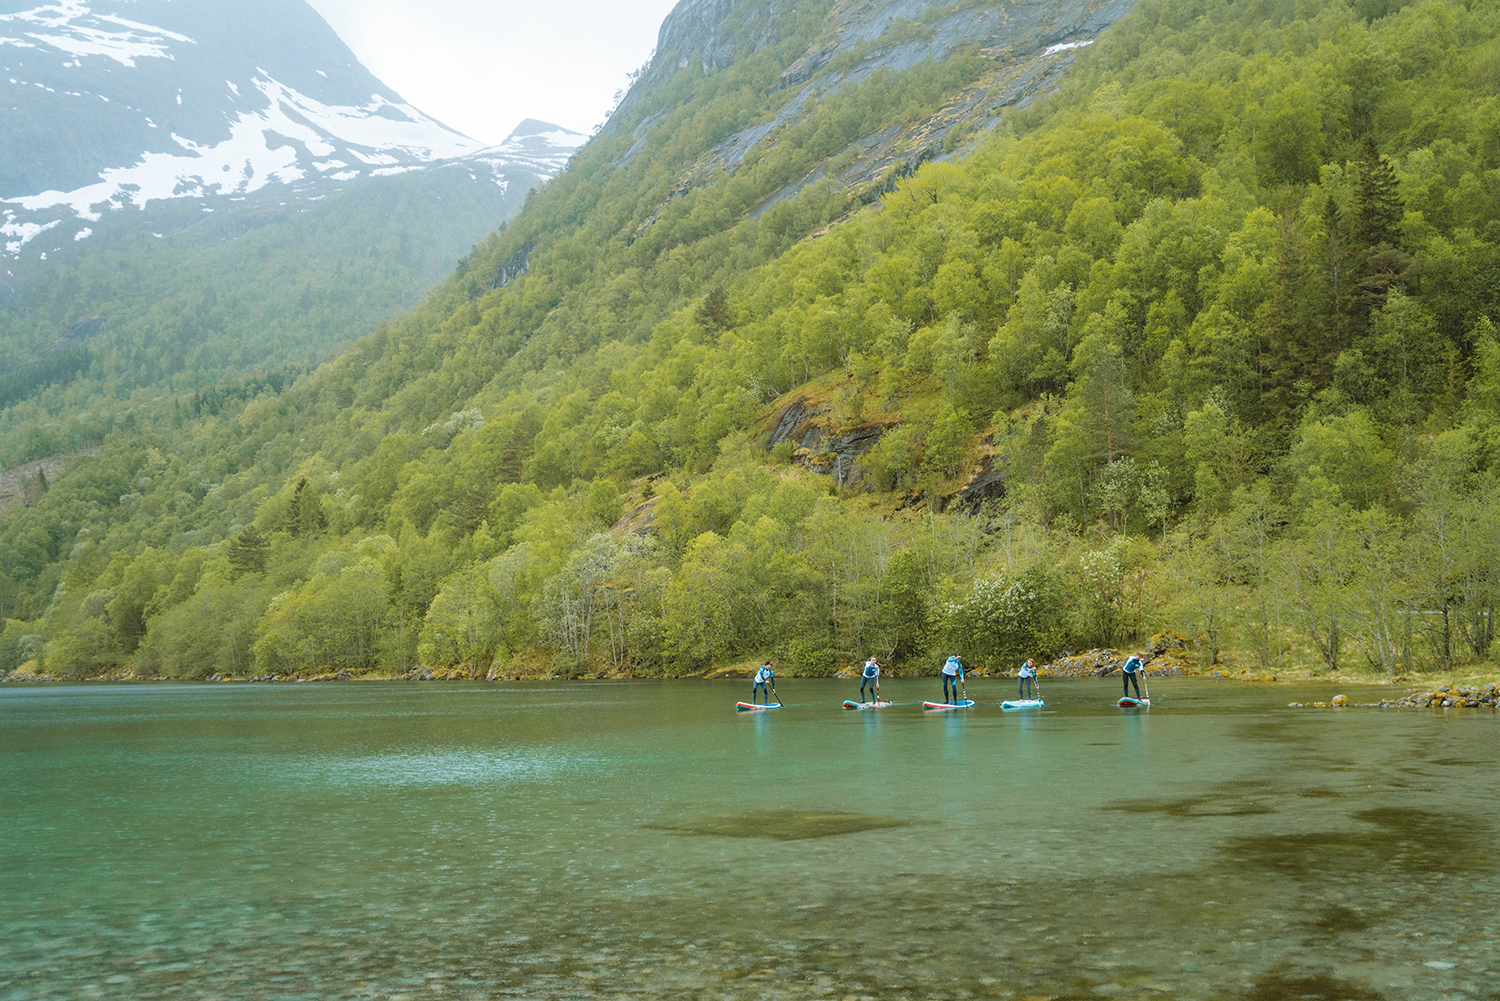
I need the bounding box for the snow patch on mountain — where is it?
[8,67,485,219]
[0,1,192,66]
[468,119,588,178]
[0,1,589,263]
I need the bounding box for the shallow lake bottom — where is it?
[1,678,1494,1000]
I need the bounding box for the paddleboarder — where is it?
[1122,652,1144,700]
[751,661,776,705]
[1018,658,1037,699]
[859,656,881,704]
[941,654,964,705]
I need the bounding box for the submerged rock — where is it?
[647,809,908,841]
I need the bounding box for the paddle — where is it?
[1140,664,1151,705]
[770,684,779,707]
[1033,667,1042,704]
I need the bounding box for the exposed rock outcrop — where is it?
[488,240,536,289]
[765,392,901,485]
[941,451,1006,515]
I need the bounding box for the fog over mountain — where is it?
[0,0,586,264]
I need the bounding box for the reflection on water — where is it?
[0,677,1496,1000]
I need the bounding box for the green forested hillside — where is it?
[4,0,1500,682]
[0,163,534,464]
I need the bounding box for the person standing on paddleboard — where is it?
[1018,658,1037,699]
[1122,653,1143,700]
[752,661,775,705]
[860,656,881,704]
[941,654,964,704]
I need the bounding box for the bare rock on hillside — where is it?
[611,0,1147,237]
[765,393,901,485]
[941,451,1006,515]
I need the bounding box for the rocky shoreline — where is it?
[1288,682,1500,709]
[6,647,1491,696]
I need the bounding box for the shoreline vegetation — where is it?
[5,646,1496,709]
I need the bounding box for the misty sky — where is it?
[306,0,681,144]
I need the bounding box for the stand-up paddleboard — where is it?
[922,700,975,710]
[737,702,782,711]
[1001,698,1044,709]
[843,700,892,709]
[1118,696,1151,707]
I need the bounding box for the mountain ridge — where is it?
[1,1,587,266]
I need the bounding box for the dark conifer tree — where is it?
[1349,136,1416,324]
[1262,209,1316,430]
[696,285,730,330]
[227,525,268,577]
[284,478,307,537]
[1318,196,1357,353]
[1352,136,1403,251]
[298,486,328,538]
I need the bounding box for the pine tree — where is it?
[299,486,328,538]
[696,285,730,330]
[1352,136,1402,252]
[1318,196,1357,353]
[284,478,307,537]
[227,525,267,577]
[1350,136,1415,324]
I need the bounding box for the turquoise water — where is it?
[1,678,1495,1000]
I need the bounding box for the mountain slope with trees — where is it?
[4,0,1500,684]
[0,0,583,469]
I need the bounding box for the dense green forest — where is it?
[4,0,1500,682]
[0,162,533,463]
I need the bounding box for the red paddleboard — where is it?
[1118,697,1150,707]
[843,700,892,709]
[737,702,781,711]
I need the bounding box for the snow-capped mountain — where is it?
[0,0,587,262]
[470,119,589,179]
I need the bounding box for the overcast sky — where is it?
[306,0,682,144]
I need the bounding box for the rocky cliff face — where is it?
[605,0,1142,246]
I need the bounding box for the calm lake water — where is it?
[1,678,1495,1001]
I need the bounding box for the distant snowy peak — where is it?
[469,120,589,177]
[0,1,574,262]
